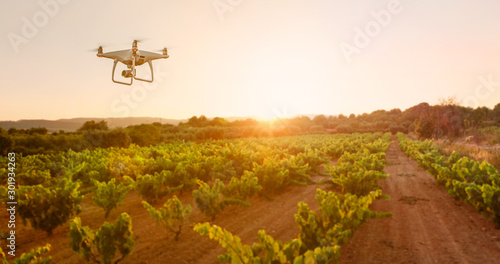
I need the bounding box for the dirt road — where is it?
[340,137,500,264]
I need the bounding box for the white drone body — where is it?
[96,40,169,85]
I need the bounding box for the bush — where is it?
[0,244,52,264]
[69,213,134,264]
[18,177,83,236]
[134,173,182,204]
[92,179,132,218]
[142,196,191,241]
[389,125,407,135]
[335,124,354,134]
[193,180,248,220]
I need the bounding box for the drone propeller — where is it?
[132,38,149,44]
[86,44,107,52]
[86,46,104,58]
[152,47,171,56]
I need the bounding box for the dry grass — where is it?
[434,140,500,170]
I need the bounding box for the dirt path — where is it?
[340,136,500,264]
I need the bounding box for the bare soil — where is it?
[2,136,500,263]
[339,137,500,264]
[0,173,331,263]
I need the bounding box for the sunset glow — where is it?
[1,0,500,121]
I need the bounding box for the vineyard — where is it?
[397,133,500,225]
[0,132,499,263]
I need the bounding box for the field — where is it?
[1,133,500,263]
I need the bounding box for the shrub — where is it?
[69,213,134,264]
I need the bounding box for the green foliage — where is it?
[194,221,339,263]
[134,172,183,204]
[78,121,109,132]
[69,213,134,264]
[327,137,390,196]
[194,180,389,263]
[295,189,391,249]
[17,177,83,236]
[0,244,52,264]
[126,124,162,146]
[222,172,262,200]
[252,160,290,194]
[15,155,54,186]
[194,223,305,264]
[193,180,249,220]
[142,196,191,241]
[0,134,13,155]
[92,179,132,218]
[397,132,500,226]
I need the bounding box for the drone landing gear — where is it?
[111,60,154,86]
[134,61,154,83]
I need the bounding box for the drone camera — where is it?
[122,70,133,78]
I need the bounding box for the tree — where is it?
[102,129,131,148]
[414,111,435,139]
[336,124,354,134]
[210,117,228,127]
[69,213,134,264]
[401,102,431,124]
[471,107,489,128]
[492,103,500,125]
[313,115,328,127]
[187,115,209,127]
[78,121,109,132]
[0,134,12,155]
[127,124,161,146]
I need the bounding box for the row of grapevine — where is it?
[194,133,393,263]
[397,133,500,225]
[0,133,391,263]
[194,189,390,263]
[0,136,331,235]
[1,134,390,190]
[327,133,391,196]
[0,244,51,264]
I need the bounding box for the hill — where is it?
[0,117,185,132]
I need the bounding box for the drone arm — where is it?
[112,59,133,86]
[134,61,154,83]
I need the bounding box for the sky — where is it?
[1,0,500,121]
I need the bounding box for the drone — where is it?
[95,40,169,85]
